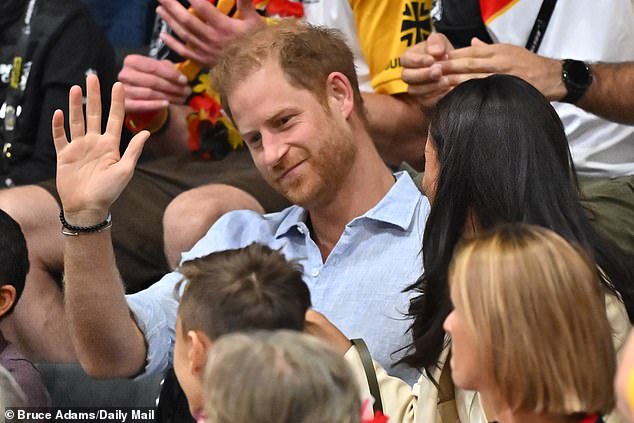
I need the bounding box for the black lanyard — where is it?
[525,0,557,52]
[2,0,37,176]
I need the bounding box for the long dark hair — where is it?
[401,74,634,373]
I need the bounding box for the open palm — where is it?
[52,74,149,224]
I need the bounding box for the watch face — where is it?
[564,60,592,88]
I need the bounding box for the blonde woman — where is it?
[444,223,615,423]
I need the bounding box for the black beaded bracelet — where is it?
[59,210,112,236]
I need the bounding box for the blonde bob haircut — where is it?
[203,330,361,423]
[449,223,615,415]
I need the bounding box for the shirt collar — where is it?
[360,171,423,230]
[274,206,309,239]
[274,171,424,238]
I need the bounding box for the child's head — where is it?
[173,243,311,415]
[444,223,615,416]
[203,330,361,423]
[0,210,28,320]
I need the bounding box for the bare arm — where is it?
[578,62,634,125]
[362,92,428,169]
[403,35,634,125]
[53,75,149,378]
[62,221,147,378]
[402,35,564,107]
[445,44,634,124]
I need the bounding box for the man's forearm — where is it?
[578,62,634,125]
[362,92,428,169]
[63,230,147,378]
[542,59,634,124]
[432,40,634,126]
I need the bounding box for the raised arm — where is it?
[52,74,150,378]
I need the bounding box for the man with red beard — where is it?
[52,21,430,386]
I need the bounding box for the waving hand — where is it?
[52,74,149,225]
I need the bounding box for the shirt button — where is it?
[311,268,320,277]
[297,226,305,234]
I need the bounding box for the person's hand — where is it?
[304,310,352,355]
[52,74,149,225]
[401,33,456,110]
[157,0,265,68]
[117,54,191,114]
[443,38,563,100]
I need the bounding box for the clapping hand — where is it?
[118,55,191,114]
[402,34,560,109]
[156,0,264,68]
[400,33,457,111]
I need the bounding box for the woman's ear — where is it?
[326,72,354,119]
[0,285,17,318]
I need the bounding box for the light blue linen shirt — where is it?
[127,171,430,385]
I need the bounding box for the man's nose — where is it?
[262,133,290,167]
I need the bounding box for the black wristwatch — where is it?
[561,59,593,104]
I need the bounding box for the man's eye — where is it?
[245,133,262,146]
[279,115,294,126]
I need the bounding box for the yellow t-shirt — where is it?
[349,0,433,95]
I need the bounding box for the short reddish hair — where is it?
[210,20,366,124]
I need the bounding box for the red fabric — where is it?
[479,0,515,22]
[266,0,303,17]
[363,411,389,423]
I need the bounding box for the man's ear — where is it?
[0,285,16,317]
[326,72,354,119]
[187,330,214,378]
